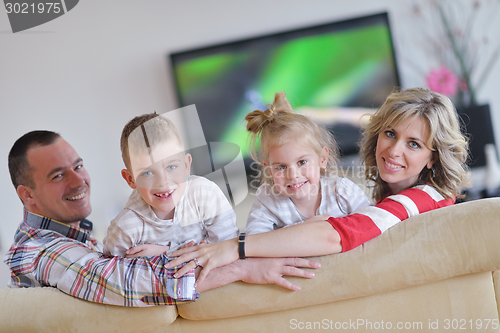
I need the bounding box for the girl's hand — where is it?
[125,244,169,258]
[166,238,239,287]
[303,215,330,223]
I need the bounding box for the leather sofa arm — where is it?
[0,285,178,333]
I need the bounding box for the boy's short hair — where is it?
[120,112,183,173]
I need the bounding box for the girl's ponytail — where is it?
[244,90,339,186]
[245,91,293,134]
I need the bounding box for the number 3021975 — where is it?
[443,319,499,330]
[5,3,62,14]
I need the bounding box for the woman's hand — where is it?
[125,244,169,258]
[166,238,239,286]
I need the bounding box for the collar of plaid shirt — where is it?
[21,209,93,243]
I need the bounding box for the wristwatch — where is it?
[238,232,246,259]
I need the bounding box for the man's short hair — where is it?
[120,112,183,173]
[8,130,61,189]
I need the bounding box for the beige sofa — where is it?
[2,197,500,332]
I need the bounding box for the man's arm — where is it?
[5,229,197,307]
[196,257,320,292]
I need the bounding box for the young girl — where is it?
[244,91,371,235]
[168,87,469,286]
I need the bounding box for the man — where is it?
[4,130,319,306]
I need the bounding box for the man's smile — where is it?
[66,192,86,201]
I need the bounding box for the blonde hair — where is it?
[245,91,339,185]
[121,112,183,173]
[360,87,470,202]
[246,91,353,213]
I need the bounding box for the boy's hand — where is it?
[125,244,170,258]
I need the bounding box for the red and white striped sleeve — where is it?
[327,185,454,252]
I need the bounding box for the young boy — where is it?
[103,112,239,257]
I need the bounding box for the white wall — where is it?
[1,0,499,288]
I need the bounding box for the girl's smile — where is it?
[266,141,328,216]
[286,181,308,191]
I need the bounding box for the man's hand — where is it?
[125,244,169,258]
[196,257,321,292]
[237,258,320,291]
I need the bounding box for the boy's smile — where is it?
[154,189,175,199]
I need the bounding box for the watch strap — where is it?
[238,232,246,259]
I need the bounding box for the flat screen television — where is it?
[170,12,400,179]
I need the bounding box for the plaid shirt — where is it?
[3,210,198,307]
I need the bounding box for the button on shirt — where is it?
[4,210,198,307]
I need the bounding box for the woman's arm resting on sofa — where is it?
[196,257,321,292]
[169,220,339,285]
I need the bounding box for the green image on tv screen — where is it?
[171,12,400,167]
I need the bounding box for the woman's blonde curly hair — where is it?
[360,87,470,202]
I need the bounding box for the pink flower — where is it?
[426,66,459,97]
